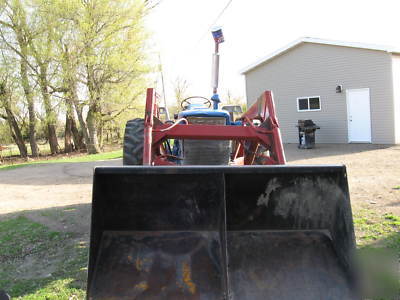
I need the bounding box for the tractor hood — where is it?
[178,109,230,124]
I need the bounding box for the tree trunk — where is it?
[86,63,101,154]
[17,36,39,156]
[98,120,104,149]
[0,82,27,158]
[65,100,85,152]
[5,107,27,158]
[65,87,86,151]
[47,123,59,154]
[70,110,85,151]
[27,96,40,156]
[72,98,90,150]
[86,106,101,154]
[64,113,74,153]
[61,46,90,152]
[39,66,60,155]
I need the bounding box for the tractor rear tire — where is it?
[123,118,144,165]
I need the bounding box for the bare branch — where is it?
[0,29,39,75]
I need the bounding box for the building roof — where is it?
[241,37,400,74]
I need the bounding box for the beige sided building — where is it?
[241,37,400,144]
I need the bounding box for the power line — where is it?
[194,0,233,46]
[208,0,233,30]
[155,0,234,95]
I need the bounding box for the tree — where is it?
[172,77,190,113]
[27,0,63,154]
[78,0,151,153]
[0,0,154,157]
[0,0,40,156]
[0,120,13,145]
[47,0,152,153]
[58,41,90,152]
[0,79,27,157]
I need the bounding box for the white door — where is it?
[346,88,372,143]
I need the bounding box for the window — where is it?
[297,96,321,111]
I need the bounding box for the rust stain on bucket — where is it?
[182,262,197,294]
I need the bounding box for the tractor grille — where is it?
[183,117,231,165]
[186,116,226,125]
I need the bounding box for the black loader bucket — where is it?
[88,166,359,300]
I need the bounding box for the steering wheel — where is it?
[181,96,212,109]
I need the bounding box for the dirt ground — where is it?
[285,143,400,216]
[1,144,398,299]
[0,143,399,232]
[0,159,121,235]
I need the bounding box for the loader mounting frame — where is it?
[143,88,286,166]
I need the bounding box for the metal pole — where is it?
[158,54,170,120]
[213,42,219,95]
[211,27,223,110]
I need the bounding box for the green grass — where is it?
[1,207,398,299]
[354,210,400,251]
[0,150,122,171]
[0,216,61,261]
[1,142,52,157]
[353,209,400,299]
[0,216,87,299]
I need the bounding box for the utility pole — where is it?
[158,53,170,120]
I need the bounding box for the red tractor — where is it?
[123,88,285,167]
[87,28,358,300]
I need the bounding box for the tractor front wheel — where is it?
[123,118,144,165]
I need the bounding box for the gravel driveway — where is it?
[1,144,399,217]
[0,159,121,215]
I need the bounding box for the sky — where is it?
[146,0,400,105]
